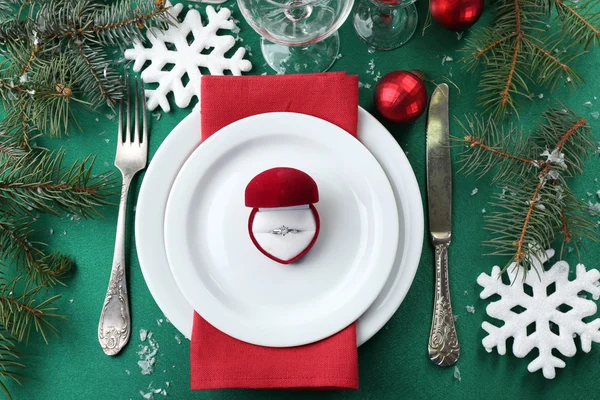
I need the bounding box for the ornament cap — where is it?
[411,70,427,82]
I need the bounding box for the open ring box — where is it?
[245,167,320,264]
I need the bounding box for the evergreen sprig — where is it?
[454,105,599,274]
[463,0,600,119]
[0,1,171,396]
[0,0,172,141]
[0,216,72,287]
[0,150,117,218]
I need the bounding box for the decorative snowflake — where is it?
[477,249,600,379]
[124,3,252,111]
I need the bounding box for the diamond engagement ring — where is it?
[270,225,300,236]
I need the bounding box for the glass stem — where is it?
[379,6,395,23]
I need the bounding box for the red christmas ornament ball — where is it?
[374,71,428,124]
[430,0,484,31]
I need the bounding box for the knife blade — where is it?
[427,84,452,242]
[426,84,460,367]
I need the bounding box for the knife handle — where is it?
[428,242,460,366]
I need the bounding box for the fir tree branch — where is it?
[500,0,523,109]
[473,33,517,60]
[71,40,116,106]
[553,0,600,47]
[464,135,535,165]
[463,0,600,119]
[0,150,117,217]
[20,45,40,78]
[515,167,550,263]
[0,332,25,400]
[0,217,72,286]
[0,280,63,344]
[560,207,572,243]
[457,106,599,272]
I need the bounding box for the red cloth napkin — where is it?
[191,72,359,390]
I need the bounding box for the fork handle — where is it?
[428,242,460,366]
[98,174,133,356]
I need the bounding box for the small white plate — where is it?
[163,113,399,347]
[135,107,424,346]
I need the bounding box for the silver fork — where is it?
[98,77,148,356]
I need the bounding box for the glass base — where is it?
[353,1,418,51]
[261,32,341,74]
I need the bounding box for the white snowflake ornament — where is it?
[124,3,252,111]
[477,249,600,379]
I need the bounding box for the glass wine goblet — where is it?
[237,0,355,74]
[353,0,418,51]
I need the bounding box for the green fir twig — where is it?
[462,0,600,119]
[454,105,599,274]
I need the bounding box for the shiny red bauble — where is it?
[430,0,484,31]
[374,71,428,124]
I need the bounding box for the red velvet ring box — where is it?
[245,167,320,264]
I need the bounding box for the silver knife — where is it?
[426,84,460,367]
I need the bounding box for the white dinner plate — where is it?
[135,106,424,346]
[163,113,399,347]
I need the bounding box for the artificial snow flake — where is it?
[477,249,600,379]
[453,366,462,381]
[125,3,252,112]
[541,148,567,169]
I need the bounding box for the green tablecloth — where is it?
[13,1,600,399]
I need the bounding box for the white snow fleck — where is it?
[456,32,463,40]
[152,111,162,121]
[157,319,163,327]
[546,170,560,180]
[69,299,74,303]
[567,76,572,82]
[137,337,159,375]
[103,161,110,167]
[140,329,148,342]
[591,111,599,120]
[104,138,110,143]
[140,391,154,400]
[538,93,544,99]
[541,149,567,169]
[466,305,475,314]
[367,47,375,54]
[174,335,181,345]
[471,188,479,196]
[583,101,593,108]
[106,113,116,121]
[19,73,28,84]
[482,208,487,213]
[125,369,130,375]
[367,59,375,75]
[588,202,600,214]
[442,55,454,65]
[49,228,54,235]
[95,118,99,122]
[63,230,67,236]
[453,366,462,382]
